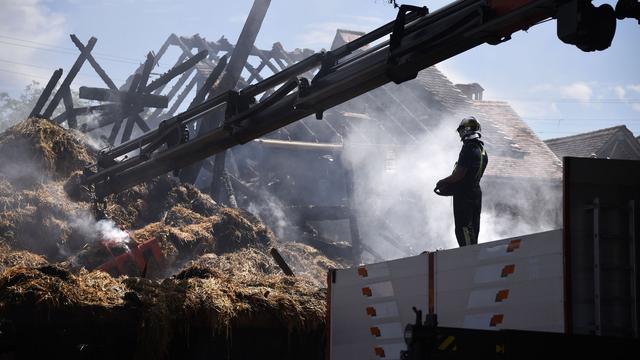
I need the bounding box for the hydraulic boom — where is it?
[82,0,630,198]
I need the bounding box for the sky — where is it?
[0,0,638,140]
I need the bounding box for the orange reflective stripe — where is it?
[501,264,515,277]
[490,314,504,327]
[366,306,377,317]
[374,347,386,357]
[495,289,510,302]
[357,266,368,277]
[370,327,381,337]
[507,239,521,252]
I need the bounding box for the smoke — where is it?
[344,120,461,256]
[70,211,131,245]
[77,113,111,151]
[343,114,561,261]
[247,189,289,239]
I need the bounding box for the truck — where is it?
[327,156,640,359]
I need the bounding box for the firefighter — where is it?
[434,116,488,247]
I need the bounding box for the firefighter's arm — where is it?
[437,165,467,186]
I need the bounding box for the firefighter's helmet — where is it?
[456,116,481,140]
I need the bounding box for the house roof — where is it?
[544,125,640,160]
[331,29,368,51]
[473,101,562,180]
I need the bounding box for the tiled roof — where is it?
[473,101,563,180]
[331,29,368,51]
[544,125,640,160]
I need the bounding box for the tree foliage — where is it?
[0,82,89,132]
[0,81,43,131]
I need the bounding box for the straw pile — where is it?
[0,242,48,273]
[0,250,326,359]
[279,242,344,287]
[0,118,339,359]
[0,118,94,186]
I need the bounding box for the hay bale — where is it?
[178,248,282,280]
[279,242,346,287]
[0,118,94,186]
[0,242,48,273]
[63,170,92,202]
[0,265,125,308]
[128,206,276,274]
[163,206,205,227]
[0,181,91,260]
[0,252,327,359]
[212,208,275,254]
[104,176,220,229]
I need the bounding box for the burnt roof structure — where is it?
[545,125,640,160]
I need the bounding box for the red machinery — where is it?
[97,238,163,277]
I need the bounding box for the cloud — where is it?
[628,84,640,94]
[531,81,594,103]
[0,0,66,90]
[559,82,592,102]
[295,16,384,49]
[613,85,626,100]
[632,104,640,113]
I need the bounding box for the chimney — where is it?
[455,83,484,101]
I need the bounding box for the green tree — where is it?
[0,82,89,132]
[0,81,44,131]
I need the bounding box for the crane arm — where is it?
[83,0,622,198]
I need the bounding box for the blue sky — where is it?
[0,0,638,139]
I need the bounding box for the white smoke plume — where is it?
[70,211,131,245]
[247,189,289,239]
[344,115,561,262]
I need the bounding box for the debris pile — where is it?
[0,118,94,185]
[0,118,339,359]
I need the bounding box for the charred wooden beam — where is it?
[188,55,228,109]
[220,172,238,208]
[271,42,294,66]
[145,50,208,93]
[227,173,260,199]
[70,34,117,90]
[253,47,281,74]
[165,74,200,115]
[61,88,77,128]
[29,68,62,118]
[151,53,187,96]
[147,64,195,120]
[79,87,168,108]
[43,36,97,118]
[106,74,141,144]
[121,52,156,142]
[180,0,271,185]
[137,52,155,92]
[243,61,264,84]
[270,248,295,276]
[299,223,353,260]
